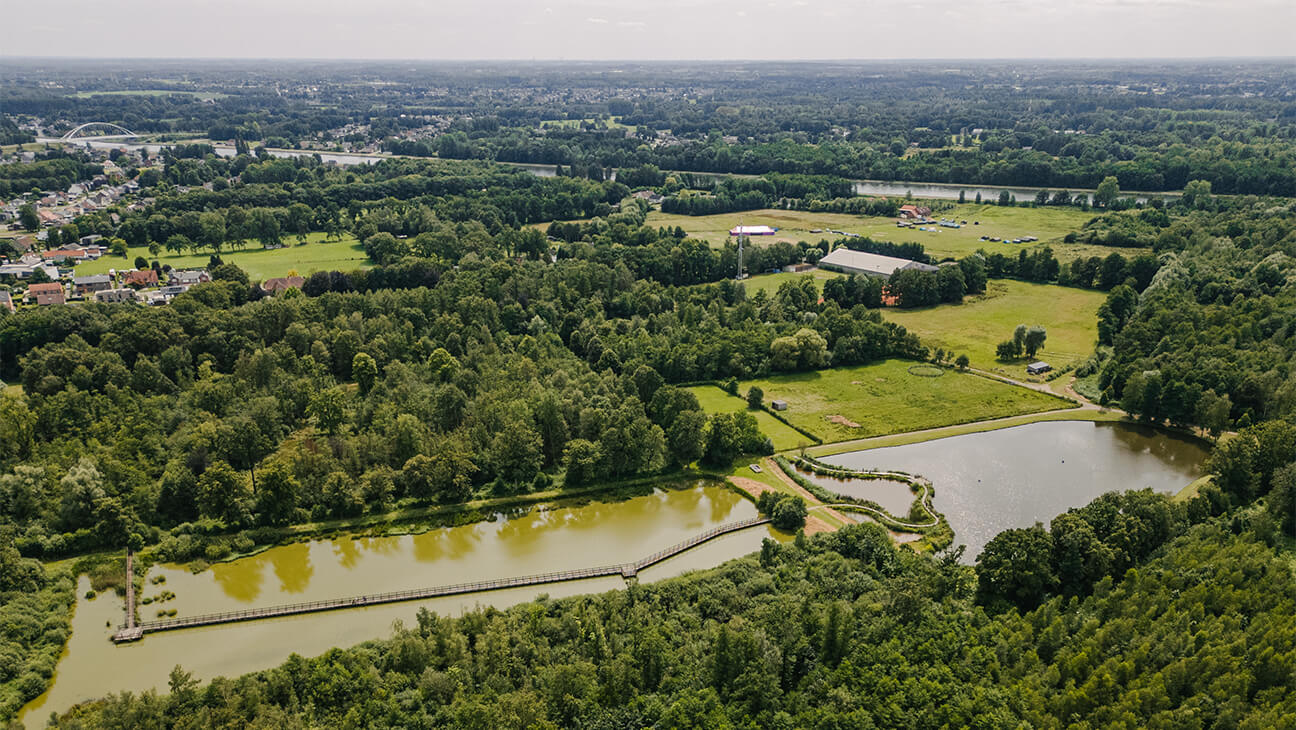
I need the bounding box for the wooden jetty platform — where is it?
[111,550,144,643]
[113,516,770,643]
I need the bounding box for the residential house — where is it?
[0,263,60,280]
[37,209,60,226]
[26,282,65,306]
[122,269,159,288]
[11,235,36,253]
[897,204,932,220]
[41,249,87,264]
[261,275,306,293]
[79,234,104,247]
[73,273,113,297]
[94,288,138,304]
[0,290,13,313]
[170,269,211,286]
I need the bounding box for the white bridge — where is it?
[59,122,139,141]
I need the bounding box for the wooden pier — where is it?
[113,516,770,643]
[111,550,144,643]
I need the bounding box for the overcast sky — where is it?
[6,0,1294,60]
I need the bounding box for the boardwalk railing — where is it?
[114,516,770,642]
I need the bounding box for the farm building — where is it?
[770,399,789,411]
[817,248,938,278]
[1026,362,1052,375]
[898,205,932,220]
[729,225,776,236]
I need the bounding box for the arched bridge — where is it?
[60,122,139,141]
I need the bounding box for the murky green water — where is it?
[825,421,1208,559]
[20,484,772,724]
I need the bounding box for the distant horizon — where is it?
[6,0,1292,61]
[2,56,1294,64]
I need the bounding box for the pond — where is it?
[20,483,775,723]
[792,466,916,516]
[822,420,1208,559]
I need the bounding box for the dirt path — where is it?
[761,457,855,528]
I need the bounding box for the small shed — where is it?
[1026,362,1052,375]
[770,399,789,411]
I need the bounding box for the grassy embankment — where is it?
[73,232,369,280]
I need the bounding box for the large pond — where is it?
[823,421,1208,559]
[20,484,774,723]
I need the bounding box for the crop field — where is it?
[725,359,1071,445]
[884,280,1105,375]
[688,385,813,451]
[74,233,369,280]
[643,205,1145,262]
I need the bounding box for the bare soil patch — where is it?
[802,515,835,536]
[729,477,777,500]
[826,414,861,428]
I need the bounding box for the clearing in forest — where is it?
[688,385,813,451]
[884,279,1104,378]
[73,232,370,280]
[730,359,1071,444]
[644,205,1141,262]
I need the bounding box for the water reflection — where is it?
[268,542,313,594]
[23,484,766,722]
[825,421,1207,560]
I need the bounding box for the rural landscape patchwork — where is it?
[1,46,1295,729]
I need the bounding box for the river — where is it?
[19,483,774,723]
[822,420,1208,559]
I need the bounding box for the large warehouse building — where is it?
[817,247,939,278]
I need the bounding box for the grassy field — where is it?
[884,280,1104,375]
[688,385,814,451]
[73,233,369,280]
[725,360,1071,445]
[740,269,845,299]
[643,205,1144,263]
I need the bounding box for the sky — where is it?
[6,0,1294,60]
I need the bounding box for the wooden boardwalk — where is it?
[113,550,143,643]
[113,516,770,643]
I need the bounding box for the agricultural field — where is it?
[73,233,369,280]
[644,205,1145,262]
[726,359,1071,445]
[884,280,1105,375]
[688,385,813,451]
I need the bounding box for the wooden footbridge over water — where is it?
[113,516,771,643]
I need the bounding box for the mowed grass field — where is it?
[74,233,370,280]
[688,385,813,451]
[741,269,845,299]
[884,280,1104,376]
[644,205,1144,263]
[725,360,1071,445]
